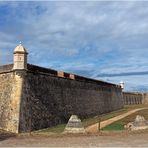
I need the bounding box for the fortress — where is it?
[0,43,147,133]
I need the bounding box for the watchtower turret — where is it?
[13,42,28,70]
[119,81,124,90]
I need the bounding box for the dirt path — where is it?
[1,131,148,147]
[86,107,148,133]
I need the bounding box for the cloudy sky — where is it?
[0,1,148,92]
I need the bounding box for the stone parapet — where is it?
[69,74,75,80]
[57,71,64,78]
[0,64,13,73]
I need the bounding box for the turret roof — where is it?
[14,42,28,53]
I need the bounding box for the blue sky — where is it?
[0,1,148,92]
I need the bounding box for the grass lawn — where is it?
[102,122,124,131]
[33,124,66,134]
[82,108,127,127]
[34,104,148,133]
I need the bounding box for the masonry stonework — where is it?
[19,66,123,132]
[1,43,147,133]
[123,92,148,105]
[143,93,148,104]
[0,71,23,133]
[0,63,124,133]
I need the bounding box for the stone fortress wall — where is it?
[19,64,123,132]
[123,92,148,105]
[123,92,143,105]
[0,43,147,133]
[0,63,124,133]
[143,93,148,104]
[0,67,23,133]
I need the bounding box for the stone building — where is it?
[0,43,124,133]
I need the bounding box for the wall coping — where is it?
[0,64,13,73]
[0,63,120,88]
[27,64,119,87]
[123,92,148,95]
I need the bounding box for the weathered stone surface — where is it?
[13,43,28,70]
[19,69,124,132]
[135,115,146,122]
[143,93,148,104]
[0,64,13,73]
[0,64,124,133]
[0,44,147,134]
[69,74,75,80]
[0,71,23,133]
[64,115,85,133]
[125,115,148,131]
[57,71,64,78]
[123,92,143,105]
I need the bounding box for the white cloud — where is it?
[1,1,148,91]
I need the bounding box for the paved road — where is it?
[86,107,148,133]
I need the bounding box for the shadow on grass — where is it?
[33,124,66,134]
[0,130,16,141]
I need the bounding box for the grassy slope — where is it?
[82,104,148,127]
[34,104,148,133]
[102,108,148,131]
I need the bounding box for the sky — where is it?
[0,1,148,92]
